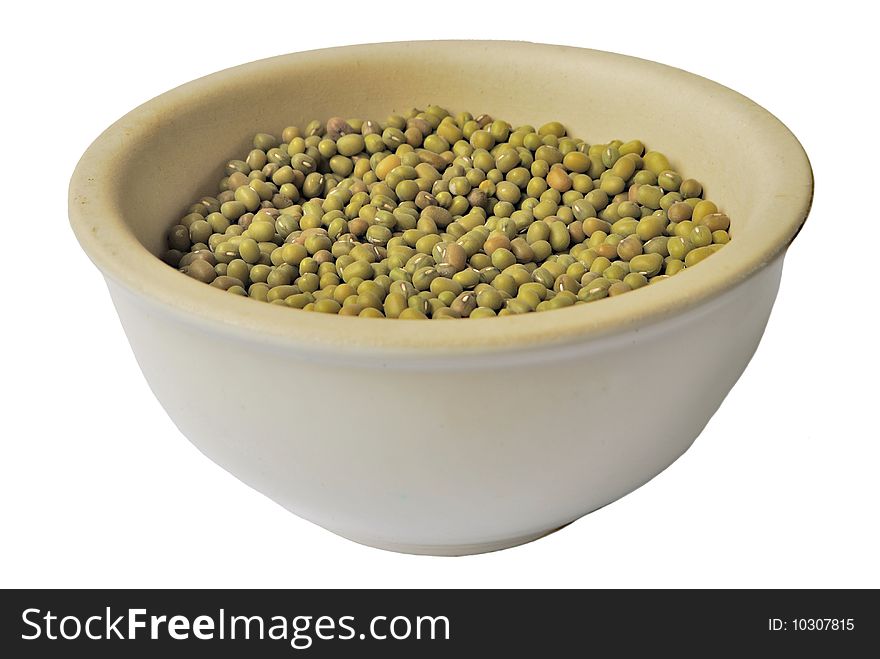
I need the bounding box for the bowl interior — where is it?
[70,41,812,356]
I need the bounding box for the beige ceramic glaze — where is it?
[69,42,812,555]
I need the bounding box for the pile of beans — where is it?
[163,105,730,319]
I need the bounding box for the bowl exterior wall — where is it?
[105,256,784,552]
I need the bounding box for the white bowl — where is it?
[69,41,812,555]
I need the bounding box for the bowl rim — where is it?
[68,40,813,358]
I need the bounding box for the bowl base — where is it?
[335,523,571,556]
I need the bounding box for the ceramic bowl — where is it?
[69,41,812,555]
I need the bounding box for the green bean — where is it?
[165,107,731,317]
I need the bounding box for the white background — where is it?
[2,1,877,588]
